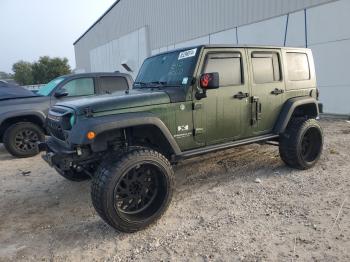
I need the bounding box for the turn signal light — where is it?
[87,131,96,140]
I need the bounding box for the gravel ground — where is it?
[0,119,349,261]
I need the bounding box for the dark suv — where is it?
[41,45,323,232]
[0,72,133,157]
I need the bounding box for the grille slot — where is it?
[47,118,66,141]
[47,107,72,141]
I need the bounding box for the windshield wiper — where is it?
[150,81,167,85]
[134,81,175,89]
[133,81,148,87]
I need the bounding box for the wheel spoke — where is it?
[113,162,164,215]
[116,185,129,195]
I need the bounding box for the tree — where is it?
[11,56,71,85]
[12,61,33,85]
[32,56,71,84]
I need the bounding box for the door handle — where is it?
[271,88,284,95]
[234,92,249,100]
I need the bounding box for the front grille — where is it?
[47,106,73,141]
[47,118,66,141]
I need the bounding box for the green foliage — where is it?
[12,56,71,85]
[32,56,71,84]
[12,61,33,85]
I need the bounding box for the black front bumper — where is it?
[39,138,98,171]
[39,139,77,170]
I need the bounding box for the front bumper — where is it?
[39,139,78,170]
[39,138,99,171]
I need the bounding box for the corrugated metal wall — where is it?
[74,0,335,72]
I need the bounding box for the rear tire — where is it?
[91,149,174,232]
[279,118,323,170]
[3,122,45,158]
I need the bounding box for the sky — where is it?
[0,0,115,73]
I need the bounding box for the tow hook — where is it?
[76,147,82,156]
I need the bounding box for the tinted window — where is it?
[135,48,199,87]
[286,52,310,81]
[252,52,281,84]
[61,78,94,97]
[204,53,242,86]
[99,76,128,94]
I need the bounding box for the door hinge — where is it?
[84,107,93,117]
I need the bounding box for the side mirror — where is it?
[199,72,219,90]
[54,89,68,98]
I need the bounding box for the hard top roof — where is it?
[150,44,310,58]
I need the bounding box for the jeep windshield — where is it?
[134,48,199,88]
[37,76,66,96]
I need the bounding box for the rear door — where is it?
[97,76,129,94]
[247,49,285,135]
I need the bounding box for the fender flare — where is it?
[68,112,182,155]
[273,97,319,134]
[0,110,46,128]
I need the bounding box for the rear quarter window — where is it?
[286,52,310,81]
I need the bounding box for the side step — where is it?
[178,134,279,159]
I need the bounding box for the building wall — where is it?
[74,0,350,114]
[74,0,334,72]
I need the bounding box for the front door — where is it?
[247,49,285,135]
[193,48,249,145]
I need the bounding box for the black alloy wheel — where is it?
[114,163,161,215]
[91,149,174,232]
[3,122,45,158]
[14,129,39,152]
[279,118,323,170]
[300,127,322,163]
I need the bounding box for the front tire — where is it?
[279,118,323,170]
[91,149,174,232]
[3,122,45,158]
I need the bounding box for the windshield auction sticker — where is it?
[178,48,197,60]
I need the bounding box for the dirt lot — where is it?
[0,119,349,261]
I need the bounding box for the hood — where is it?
[56,89,170,115]
[0,95,49,107]
[0,82,39,101]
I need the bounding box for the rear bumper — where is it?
[318,102,323,114]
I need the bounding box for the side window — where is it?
[252,52,281,84]
[61,78,94,97]
[204,53,242,86]
[99,76,128,94]
[286,52,310,81]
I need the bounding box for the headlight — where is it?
[70,114,76,127]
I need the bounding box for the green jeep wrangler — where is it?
[41,45,323,232]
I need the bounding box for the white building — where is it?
[74,0,350,114]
